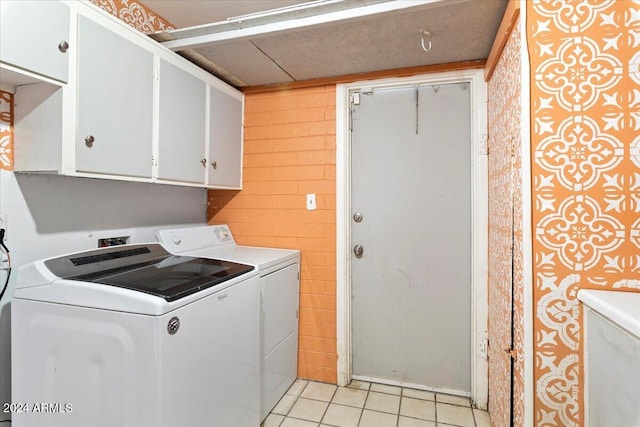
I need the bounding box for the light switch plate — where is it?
[306,194,317,211]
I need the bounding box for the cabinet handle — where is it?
[201,158,207,167]
[211,161,217,170]
[58,40,69,53]
[85,135,95,148]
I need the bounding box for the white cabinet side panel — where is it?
[14,84,64,172]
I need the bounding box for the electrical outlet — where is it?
[306,194,317,211]
[89,228,135,248]
[98,236,130,247]
[0,212,7,241]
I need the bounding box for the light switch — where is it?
[306,194,317,211]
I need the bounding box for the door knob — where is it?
[353,212,363,223]
[201,158,207,167]
[353,245,364,258]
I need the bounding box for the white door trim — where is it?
[335,69,489,408]
[519,3,535,424]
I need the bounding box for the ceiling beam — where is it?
[484,0,520,81]
[241,59,486,94]
[156,0,460,51]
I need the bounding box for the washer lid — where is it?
[44,244,255,302]
[579,289,640,340]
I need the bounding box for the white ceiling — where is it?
[140,0,507,88]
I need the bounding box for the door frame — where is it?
[335,69,489,408]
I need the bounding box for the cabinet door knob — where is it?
[58,40,69,53]
[211,161,217,170]
[201,158,207,167]
[85,135,95,147]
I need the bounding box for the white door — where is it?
[351,83,472,393]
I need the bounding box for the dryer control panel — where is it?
[157,225,236,253]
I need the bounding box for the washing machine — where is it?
[11,243,260,427]
[157,224,300,421]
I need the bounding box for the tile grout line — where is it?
[271,380,482,427]
[470,400,478,427]
[282,380,309,426]
[358,382,371,427]
[396,387,403,427]
[318,384,339,426]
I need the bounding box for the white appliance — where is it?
[157,224,300,421]
[12,243,260,427]
[578,289,640,427]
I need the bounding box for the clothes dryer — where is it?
[157,225,300,421]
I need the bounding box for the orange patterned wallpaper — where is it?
[89,0,174,33]
[487,17,524,427]
[0,91,13,171]
[528,1,640,426]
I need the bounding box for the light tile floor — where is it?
[262,380,491,427]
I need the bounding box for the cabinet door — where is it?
[76,16,153,178]
[157,59,206,184]
[208,87,243,188]
[0,1,70,82]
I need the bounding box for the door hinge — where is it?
[151,156,158,167]
[479,338,488,360]
[479,134,488,155]
[350,92,360,105]
[153,68,159,81]
[505,347,516,359]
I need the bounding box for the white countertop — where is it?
[578,289,640,339]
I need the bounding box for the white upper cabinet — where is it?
[76,15,154,178]
[9,1,244,189]
[0,1,70,83]
[157,59,207,184]
[208,87,243,189]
